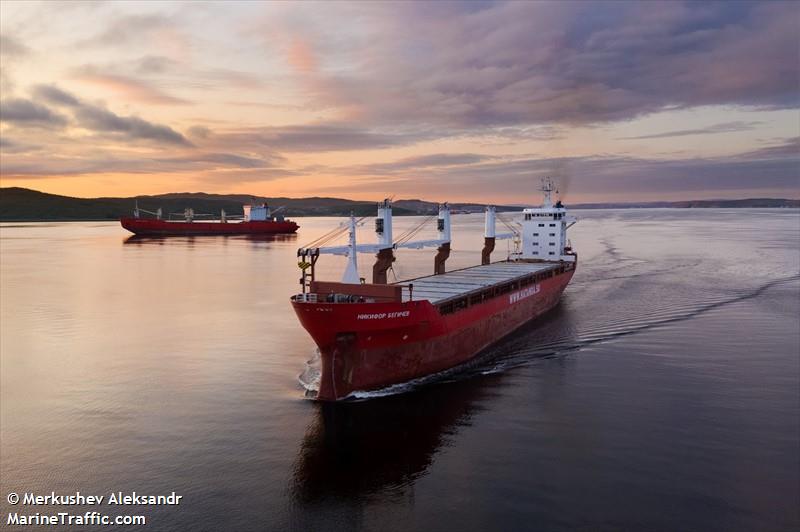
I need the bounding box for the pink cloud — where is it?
[72,70,190,105]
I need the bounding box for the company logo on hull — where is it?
[357,310,411,320]
[509,284,540,305]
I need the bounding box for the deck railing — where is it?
[292,284,414,304]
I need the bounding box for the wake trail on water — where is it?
[337,273,799,401]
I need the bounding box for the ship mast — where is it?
[539,177,554,208]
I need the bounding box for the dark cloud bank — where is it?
[1,84,191,146]
[302,1,799,127]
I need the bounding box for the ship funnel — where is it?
[373,199,395,284]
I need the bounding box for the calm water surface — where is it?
[1,209,798,531]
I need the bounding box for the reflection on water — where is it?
[293,378,493,501]
[123,233,298,245]
[290,375,509,531]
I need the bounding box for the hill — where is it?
[0,188,520,221]
[0,187,797,221]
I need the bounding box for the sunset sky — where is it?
[0,0,798,203]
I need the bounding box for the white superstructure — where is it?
[513,179,576,262]
[244,203,271,221]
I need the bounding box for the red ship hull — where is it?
[120,217,298,235]
[292,263,575,401]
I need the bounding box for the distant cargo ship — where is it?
[291,179,576,401]
[120,203,298,236]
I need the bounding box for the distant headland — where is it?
[0,187,797,221]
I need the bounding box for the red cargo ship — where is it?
[291,180,576,401]
[121,203,298,236]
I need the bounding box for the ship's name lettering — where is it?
[509,284,540,304]
[357,311,410,320]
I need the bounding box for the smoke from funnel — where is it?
[550,159,571,202]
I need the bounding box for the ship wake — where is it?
[340,273,800,401]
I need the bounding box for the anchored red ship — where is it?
[121,203,298,236]
[291,180,577,401]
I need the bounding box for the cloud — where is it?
[72,67,191,105]
[278,1,799,127]
[32,84,81,107]
[0,151,285,177]
[0,137,41,153]
[0,34,29,57]
[735,137,800,160]
[286,37,318,73]
[21,84,192,146]
[71,56,265,99]
[157,152,282,169]
[324,143,800,199]
[211,124,435,152]
[357,153,494,174]
[74,105,191,146]
[619,121,763,140]
[77,13,176,48]
[187,125,211,139]
[0,98,68,127]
